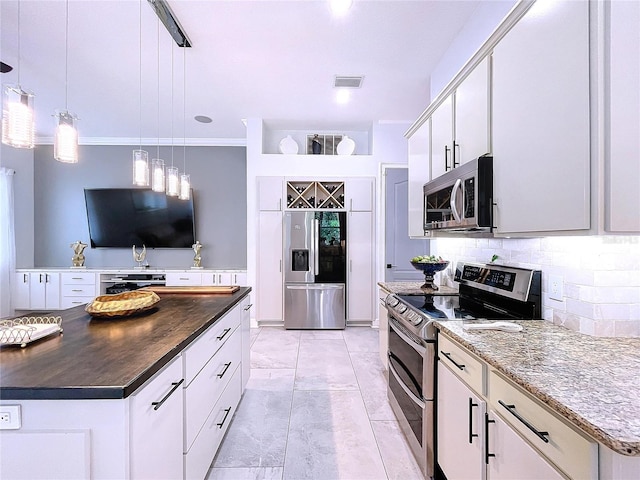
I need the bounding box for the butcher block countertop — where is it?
[436,320,640,456]
[0,288,250,400]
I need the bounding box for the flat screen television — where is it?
[84,188,196,248]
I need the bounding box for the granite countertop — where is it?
[0,288,251,400]
[378,281,459,296]
[436,320,640,456]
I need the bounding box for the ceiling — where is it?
[0,0,496,144]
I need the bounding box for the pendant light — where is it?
[2,1,35,149]
[151,16,165,193]
[54,0,79,163]
[179,45,190,201]
[132,0,149,186]
[166,42,179,197]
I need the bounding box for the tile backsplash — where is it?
[432,236,640,337]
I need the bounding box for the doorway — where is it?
[383,167,429,282]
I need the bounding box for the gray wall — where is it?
[33,144,247,269]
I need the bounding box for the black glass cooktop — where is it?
[397,294,510,321]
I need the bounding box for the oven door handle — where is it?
[389,362,426,409]
[389,317,427,356]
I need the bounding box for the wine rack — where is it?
[286,181,345,209]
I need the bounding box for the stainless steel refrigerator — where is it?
[284,211,346,329]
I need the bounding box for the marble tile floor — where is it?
[208,327,424,480]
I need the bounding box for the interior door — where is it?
[385,168,428,282]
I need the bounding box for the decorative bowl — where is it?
[85,290,160,318]
[410,261,450,290]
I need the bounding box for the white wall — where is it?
[0,144,35,268]
[429,0,517,99]
[432,236,640,337]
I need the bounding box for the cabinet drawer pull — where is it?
[151,379,184,411]
[217,328,231,341]
[444,145,451,171]
[23,274,28,283]
[498,399,550,443]
[440,351,465,370]
[485,413,495,464]
[217,362,232,378]
[243,303,253,311]
[468,397,478,444]
[217,407,232,429]
[71,277,83,280]
[179,277,189,281]
[72,289,83,292]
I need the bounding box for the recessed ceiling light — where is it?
[329,0,353,16]
[336,89,351,105]
[194,115,212,123]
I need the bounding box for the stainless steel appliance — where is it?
[423,155,493,234]
[284,211,346,329]
[385,262,541,479]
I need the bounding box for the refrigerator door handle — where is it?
[286,284,344,290]
[313,218,320,275]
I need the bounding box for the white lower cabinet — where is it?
[257,211,283,323]
[347,211,374,323]
[240,296,253,390]
[437,361,485,480]
[130,356,184,480]
[486,411,564,480]
[437,332,597,480]
[13,271,61,310]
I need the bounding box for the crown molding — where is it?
[35,137,247,147]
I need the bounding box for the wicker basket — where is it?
[85,290,160,318]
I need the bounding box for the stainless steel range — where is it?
[385,261,541,479]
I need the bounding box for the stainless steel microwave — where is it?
[423,155,493,234]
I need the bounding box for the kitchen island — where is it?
[436,320,640,478]
[0,288,252,480]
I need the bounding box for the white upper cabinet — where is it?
[258,176,284,211]
[346,177,374,212]
[430,96,454,180]
[454,56,491,165]
[606,0,640,232]
[407,120,430,237]
[492,0,590,234]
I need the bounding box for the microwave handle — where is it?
[450,178,463,222]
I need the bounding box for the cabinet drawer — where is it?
[183,307,240,385]
[165,272,202,286]
[60,297,94,309]
[61,284,96,297]
[184,366,242,480]
[488,370,597,480]
[438,334,484,395]
[61,272,96,285]
[184,329,241,451]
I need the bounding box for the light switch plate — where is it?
[549,274,564,301]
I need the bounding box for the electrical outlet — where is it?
[549,274,564,301]
[0,405,21,430]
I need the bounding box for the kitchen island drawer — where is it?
[183,306,240,386]
[438,333,484,395]
[184,366,242,480]
[488,370,598,480]
[184,327,241,450]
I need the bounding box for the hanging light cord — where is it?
[157,16,160,159]
[64,0,69,110]
[139,0,143,150]
[183,46,186,171]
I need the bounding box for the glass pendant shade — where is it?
[151,158,165,192]
[179,173,191,200]
[2,85,35,149]
[53,110,78,163]
[166,166,180,197]
[132,149,149,186]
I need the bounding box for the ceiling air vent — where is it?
[334,76,364,88]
